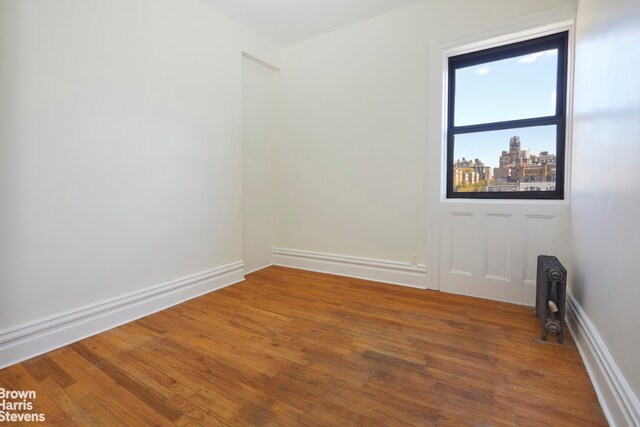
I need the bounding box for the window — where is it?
[447,31,568,199]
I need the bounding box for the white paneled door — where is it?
[436,202,569,306]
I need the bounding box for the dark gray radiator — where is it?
[536,255,567,343]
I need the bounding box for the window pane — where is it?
[452,126,557,193]
[454,49,558,126]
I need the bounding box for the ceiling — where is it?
[201,0,424,46]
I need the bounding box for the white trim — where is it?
[443,19,575,58]
[426,4,577,292]
[244,264,273,275]
[0,262,245,369]
[566,292,640,427]
[272,248,428,289]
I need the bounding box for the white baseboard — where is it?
[566,292,640,427]
[272,248,428,289]
[0,261,245,370]
[244,263,273,275]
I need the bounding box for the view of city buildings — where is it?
[454,136,556,192]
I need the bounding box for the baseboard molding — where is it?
[0,261,245,370]
[272,248,428,289]
[244,263,273,276]
[566,292,640,427]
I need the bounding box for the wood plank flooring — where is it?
[0,266,607,426]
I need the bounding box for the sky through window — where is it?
[454,49,558,169]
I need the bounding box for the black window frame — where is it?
[446,31,568,200]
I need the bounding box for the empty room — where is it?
[0,0,638,425]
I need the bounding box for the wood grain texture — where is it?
[0,266,606,426]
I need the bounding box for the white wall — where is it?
[275,0,577,265]
[0,0,278,330]
[571,0,640,398]
[242,56,277,273]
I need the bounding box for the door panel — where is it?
[448,212,474,275]
[484,213,512,281]
[438,202,569,306]
[523,215,556,284]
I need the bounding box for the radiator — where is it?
[536,255,567,344]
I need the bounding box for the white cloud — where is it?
[518,49,557,64]
[475,66,490,75]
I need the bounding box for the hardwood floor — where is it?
[0,266,606,426]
